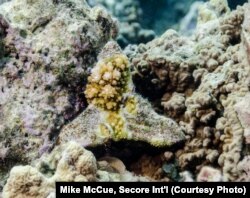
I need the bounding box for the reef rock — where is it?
[58,41,185,147]
[127,0,250,181]
[2,141,149,198]
[197,166,223,182]
[0,0,117,189]
[235,94,250,145]
[1,0,250,190]
[237,155,250,181]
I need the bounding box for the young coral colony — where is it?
[0,0,250,197]
[60,41,184,147]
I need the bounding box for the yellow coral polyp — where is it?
[84,54,129,111]
[106,112,127,140]
[99,124,111,138]
[100,85,117,99]
[112,69,121,80]
[106,101,117,110]
[125,96,137,114]
[115,57,124,66]
[103,72,112,81]
[85,85,99,99]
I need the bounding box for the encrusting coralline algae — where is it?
[1,0,250,197]
[0,0,117,191]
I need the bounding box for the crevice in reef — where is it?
[86,139,185,176]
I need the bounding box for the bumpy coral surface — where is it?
[85,43,129,111]
[127,0,250,181]
[3,141,149,198]
[0,0,117,190]
[197,166,222,182]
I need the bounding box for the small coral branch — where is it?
[85,50,129,111]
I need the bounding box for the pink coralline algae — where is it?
[0,0,117,190]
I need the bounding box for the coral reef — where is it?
[130,154,166,180]
[85,42,130,111]
[2,141,149,198]
[138,0,204,35]
[58,41,185,147]
[0,0,117,190]
[235,94,250,145]
[127,0,250,181]
[127,29,196,99]
[1,0,250,193]
[237,156,250,181]
[87,0,155,48]
[89,0,247,47]
[197,166,222,181]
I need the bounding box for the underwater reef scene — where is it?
[0,0,250,197]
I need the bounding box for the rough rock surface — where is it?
[59,94,185,148]
[59,41,185,148]
[0,0,117,190]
